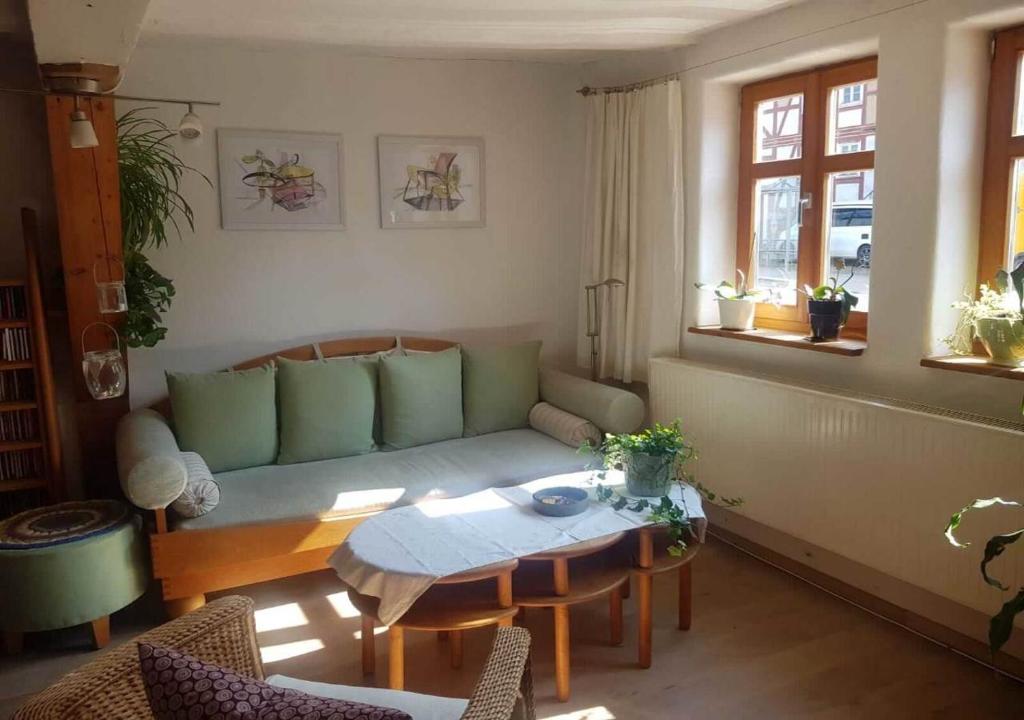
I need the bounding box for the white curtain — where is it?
[579,80,684,384]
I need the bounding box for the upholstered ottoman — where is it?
[0,500,148,653]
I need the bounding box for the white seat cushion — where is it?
[267,675,468,720]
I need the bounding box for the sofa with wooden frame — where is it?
[115,336,645,618]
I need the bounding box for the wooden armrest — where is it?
[460,626,535,720]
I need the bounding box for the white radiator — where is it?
[649,357,1024,622]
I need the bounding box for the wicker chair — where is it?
[13,595,535,720]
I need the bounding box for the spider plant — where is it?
[117,108,209,347]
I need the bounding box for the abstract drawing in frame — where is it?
[377,135,485,229]
[217,128,345,230]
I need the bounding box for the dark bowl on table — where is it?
[532,486,590,517]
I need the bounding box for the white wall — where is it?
[121,41,585,406]
[585,0,1024,423]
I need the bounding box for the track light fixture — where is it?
[178,103,203,140]
[68,96,99,149]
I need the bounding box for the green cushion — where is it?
[166,366,278,473]
[276,357,377,464]
[462,341,541,436]
[380,346,463,449]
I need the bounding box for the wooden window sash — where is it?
[737,57,877,338]
[978,25,1024,285]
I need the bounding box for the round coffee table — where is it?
[512,532,630,702]
[346,558,519,691]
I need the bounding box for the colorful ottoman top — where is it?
[0,500,130,550]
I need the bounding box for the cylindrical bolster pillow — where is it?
[170,452,220,518]
[529,402,603,449]
[539,368,645,434]
[116,409,188,510]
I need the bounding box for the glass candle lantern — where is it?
[81,323,127,400]
[94,259,127,314]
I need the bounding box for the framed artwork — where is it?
[217,128,345,230]
[377,135,485,229]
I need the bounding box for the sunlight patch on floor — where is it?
[254,602,309,633]
[326,591,360,619]
[260,639,325,663]
[539,707,616,720]
[352,626,389,640]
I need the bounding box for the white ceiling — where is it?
[140,0,803,62]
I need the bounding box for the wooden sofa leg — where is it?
[2,631,23,655]
[90,616,110,650]
[166,594,206,620]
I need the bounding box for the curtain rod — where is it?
[575,0,931,96]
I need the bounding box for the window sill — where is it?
[687,326,866,356]
[920,355,1024,381]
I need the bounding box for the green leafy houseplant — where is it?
[799,261,860,325]
[944,498,1024,654]
[943,268,1024,362]
[587,421,742,556]
[118,108,209,348]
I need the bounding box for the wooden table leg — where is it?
[2,631,23,655]
[388,625,404,691]
[553,605,570,702]
[637,528,654,669]
[361,615,376,676]
[90,616,110,650]
[498,571,513,607]
[552,558,569,596]
[610,584,623,646]
[621,577,631,599]
[449,629,464,669]
[165,594,206,620]
[498,615,514,628]
[514,607,526,625]
[679,563,692,631]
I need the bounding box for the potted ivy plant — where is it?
[943,267,1024,366]
[799,261,859,341]
[596,421,694,497]
[695,270,768,331]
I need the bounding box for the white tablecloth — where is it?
[328,470,706,625]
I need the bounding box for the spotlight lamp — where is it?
[68,96,99,149]
[178,103,203,140]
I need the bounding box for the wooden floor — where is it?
[3,537,1023,719]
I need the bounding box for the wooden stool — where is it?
[513,533,630,702]
[347,559,518,690]
[633,527,700,668]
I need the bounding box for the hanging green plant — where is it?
[117,108,209,348]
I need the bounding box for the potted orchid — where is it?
[695,270,769,331]
[798,261,859,341]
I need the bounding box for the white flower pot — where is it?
[717,298,756,330]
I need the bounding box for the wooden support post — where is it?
[388,625,404,691]
[165,594,206,620]
[553,605,571,702]
[449,629,463,669]
[44,95,128,499]
[361,615,375,676]
[679,563,692,631]
[610,584,623,646]
[90,616,110,650]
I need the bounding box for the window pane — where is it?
[753,176,801,305]
[824,169,874,310]
[827,79,877,155]
[756,94,803,162]
[1015,53,1024,137]
[1009,158,1024,271]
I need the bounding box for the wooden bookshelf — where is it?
[0,209,62,518]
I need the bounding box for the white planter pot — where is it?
[717,298,756,330]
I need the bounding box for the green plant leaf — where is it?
[995,269,1010,293]
[1011,264,1024,314]
[989,588,1024,654]
[944,497,1022,548]
[981,529,1024,591]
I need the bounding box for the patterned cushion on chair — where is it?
[138,643,412,720]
